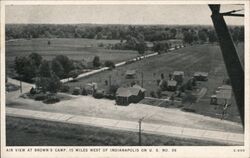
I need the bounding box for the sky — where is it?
[5,4,244,25]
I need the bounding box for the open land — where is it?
[5,38,244,145]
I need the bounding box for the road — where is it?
[6,107,243,145]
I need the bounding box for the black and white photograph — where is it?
[1,1,249,158]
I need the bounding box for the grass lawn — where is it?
[6,116,228,146]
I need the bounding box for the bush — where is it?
[34,93,48,101]
[60,85,70,92]
[43,95,60,104]
[104,61,115,69]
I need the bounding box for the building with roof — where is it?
[116,85,146,105]
[125,70,136,79]
[210,85,232,105]
[173,71,184,84]
[194,72,208,81]
[167,80,177,91]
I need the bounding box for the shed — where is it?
[194,72,208,81]
[125,70,136,79]
[116,85,145,105]
[167,80,177,91]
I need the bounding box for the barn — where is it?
[194,72,208,81]
[116,85,146,105]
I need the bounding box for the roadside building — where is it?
[125,70,136,79]
[193,72,208,81]
[173,71,184,84]
[167,80,177,91]
[116,85,146,105]
[210,85,232,105]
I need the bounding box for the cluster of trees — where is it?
[15,53,78,93]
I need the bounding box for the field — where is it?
[6,116,227,146]
[6,38,139,76]
[66,43,244,123]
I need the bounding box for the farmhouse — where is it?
[167,80,177,91]
[116,85,146,105]
[193,72,208,81]
[125,70,136,79]
[173,71,184,84]
[210,85,232,105]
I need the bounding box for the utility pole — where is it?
[138,119,142,146]
[209,5,244,126]
[141,72,144,88]
[138,117,144,146]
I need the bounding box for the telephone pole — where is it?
[138,117,144,146]
[141,72,144,88]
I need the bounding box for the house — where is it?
[125,70,136,79]
[116,85,146,105]
[173,71,184,84]
[210,85,232,105]
[167,80,177,91]
[193,72,208,81]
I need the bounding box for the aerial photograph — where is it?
[5,4,244,146]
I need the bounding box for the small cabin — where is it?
[194,72,208,81]
[125,70,136,79]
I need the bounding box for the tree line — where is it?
[6,24,244,43]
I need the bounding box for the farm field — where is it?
[6,38,140,76]
[66,43,244,123]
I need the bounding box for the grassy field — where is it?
[6,38,139,76]
[6,116,227,146]
[67,43,244,123]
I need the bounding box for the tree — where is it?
[39,60,51,77]
[136,42,146,55]
[29,52,42,68]
[198,30,208,43]
[14,56,36,82]
[54,55,74,78]
[51,59,64,79]
[183,31,194,44]
[208,30,218,43]
[104,61,115,69]
[93,56,101,68]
